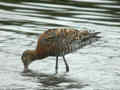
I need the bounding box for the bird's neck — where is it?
[29,50,47,61]
[36,52,48,60]
[35,46,49,60]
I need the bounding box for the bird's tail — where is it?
[90,32,101,39]
[79,31,101,48]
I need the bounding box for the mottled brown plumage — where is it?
[21,28,101,73]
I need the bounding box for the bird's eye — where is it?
[21,54,24,60]
[22,52,27,60]
[21,55,25,60]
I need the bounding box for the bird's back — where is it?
[36,28,101,56]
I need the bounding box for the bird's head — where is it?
[21,50,37,72]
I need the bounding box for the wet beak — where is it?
[23,64,29,72]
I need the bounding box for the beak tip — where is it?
[23,65,29,73]
[23,68,31,73]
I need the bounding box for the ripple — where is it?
[0,0,120,90]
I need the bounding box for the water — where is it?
[0,0,120,90]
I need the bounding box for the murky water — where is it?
[0,0,120,90]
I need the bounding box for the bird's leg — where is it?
[63,55,69,72]
[55,56,58,73]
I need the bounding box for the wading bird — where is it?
[21,28,101,73]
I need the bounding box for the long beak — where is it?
[23,64,29,72]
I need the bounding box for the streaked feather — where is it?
[36,28,101,56]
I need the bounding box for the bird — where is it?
[21,28,101,73]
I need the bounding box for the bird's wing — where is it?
[37,28,101,56]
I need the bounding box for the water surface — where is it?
[0,0,120,90]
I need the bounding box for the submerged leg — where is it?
[63,55,69,72]
[55,56,58,73]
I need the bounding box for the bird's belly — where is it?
[71,37,99,52]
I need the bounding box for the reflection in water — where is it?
[21,70,89,90]
[0,0,120,90]
[0,0,119,34]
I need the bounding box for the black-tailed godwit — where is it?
[21,28,101,73]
